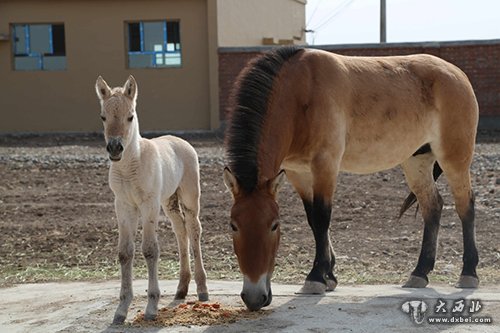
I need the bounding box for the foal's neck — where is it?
[113,120,142,168]
[126,119,142,155]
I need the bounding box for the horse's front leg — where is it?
[113,199,139,324]
[297,194,336,294]
[302,199,337,292]
[140,201,161,321]
[288,157,338,295]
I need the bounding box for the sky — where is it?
[305,0,500,45]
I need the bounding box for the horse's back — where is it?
[283,49,478,174]
[304,49,477,120]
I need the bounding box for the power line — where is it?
[312,0,356,32]
[306,0,324,26]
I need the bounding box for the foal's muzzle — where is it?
[106,137,124,161]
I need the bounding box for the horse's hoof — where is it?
[456,275,479,288]
[112,314,126,325]
[402,275,428,288]
[198,292,209,302]
[295,281,326,295]
[174,290,187,300]
[326,278,337,292]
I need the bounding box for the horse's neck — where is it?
[258,112,294,182]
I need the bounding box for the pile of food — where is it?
[132,301,266,327]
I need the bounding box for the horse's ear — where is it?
[223,167,240,198]
[95,76,111,101]
[268,170,286,197]
[123,75,138,101]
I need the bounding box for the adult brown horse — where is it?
[223,46,479,311]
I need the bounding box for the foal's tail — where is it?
[398,162,443,218]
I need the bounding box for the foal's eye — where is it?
[230,223,238,232]
[100,116,106,122]
[127,115,134,122]
[271,223,279,232]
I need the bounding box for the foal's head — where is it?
[223,168,286,311]
[95,75,138,162]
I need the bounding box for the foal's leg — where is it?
[401,154,443,288]
[164,192,191,300]
[140,201,161,320]
[178,187,209,301]
[113,200,139,324]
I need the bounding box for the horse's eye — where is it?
[230,223,238,232]
[271,223,279,232]
[100,116,106,122]
[127,115,134,122]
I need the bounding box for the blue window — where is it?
[12,23,66,71]
[127,20,181,68]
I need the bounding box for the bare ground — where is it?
[0,133,499,288]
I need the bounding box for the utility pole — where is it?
[380,0,386,43]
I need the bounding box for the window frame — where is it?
[125,19,182,69]
[10,22,66,71]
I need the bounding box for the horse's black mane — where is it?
[225,46,303,193]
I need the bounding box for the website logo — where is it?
[401,298,493,325]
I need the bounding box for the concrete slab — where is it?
[0,280,498,333]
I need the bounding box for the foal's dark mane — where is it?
[225,46,303,193]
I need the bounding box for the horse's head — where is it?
[95,75,138,162]
[223,168,286,311]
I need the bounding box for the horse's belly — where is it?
[339,157,401,174]
[340,143,418,174]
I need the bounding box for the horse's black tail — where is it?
[398,162,443,219]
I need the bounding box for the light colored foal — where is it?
[95,75,208,324]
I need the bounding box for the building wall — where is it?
[216,0,306,47]
[0,0,211,132]
[219,40,500,126]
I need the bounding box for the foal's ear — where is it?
[223,167,240,198]
[95,76,111,101]
[123,75,138,101]
[268,170,286,197]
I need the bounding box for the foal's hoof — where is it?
[198,292,209,302]
[456,275,479,288]
[402,275,428,288]
[295,281,326,295]
[144,312,157,321]
[112,314,126,325]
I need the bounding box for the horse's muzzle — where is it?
[106,137,124,161]
[241,274,272,311]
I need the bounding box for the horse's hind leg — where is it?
[164,192,191,300]
[113,200,139,324]
[434,81,478,288]
[401,153,443,288]
[438,161,479,288]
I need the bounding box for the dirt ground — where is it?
[0,132,499,289]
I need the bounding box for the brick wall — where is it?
[218,40,500,123]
